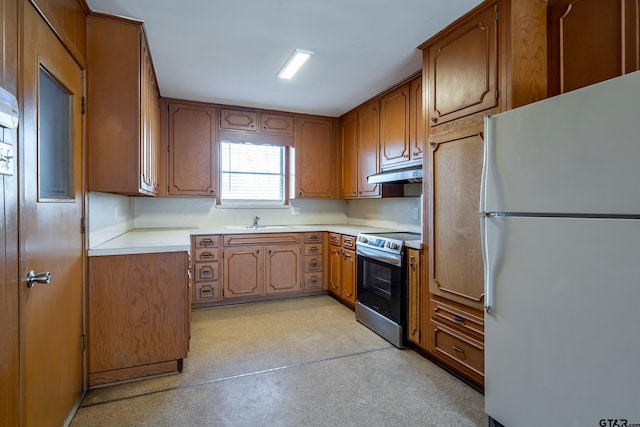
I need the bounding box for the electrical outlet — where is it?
[291,206,300,216]
[413,207,420,220]
[0,141,14,176]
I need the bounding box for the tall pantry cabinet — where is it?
[87,14,161,196]
[419,0,547,387]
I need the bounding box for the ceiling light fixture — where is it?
[277,48,314,80]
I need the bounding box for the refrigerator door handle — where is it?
[481,115,495,314]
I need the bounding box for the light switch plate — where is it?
[0,141,14,175]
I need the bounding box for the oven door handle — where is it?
[356,246,402,267]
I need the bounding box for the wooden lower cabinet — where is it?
[191,232,328,308]
[406,248,425,348]
[428,294,484,387]
[327,233,357,308]
[88,252,190,387]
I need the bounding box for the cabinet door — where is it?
[328,245,341,296]
[260,112,295,135]
[548,0,637,96]
[219,108,257,131]
[339,111,358,198]
[380,84,410,169]
[357,101,380,198]
[168,103,218,197]
[89,252,189,373]
[409,76,424,162]
[427,3,498,127]
[295,117,334,198]
[265,244,302,294]
[223,246,263,298]
[427,125,484,311]
[341,248,356,305]
[407,248,422,346]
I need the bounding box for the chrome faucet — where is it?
[253,216,260,228]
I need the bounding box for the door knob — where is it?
[26,270,51,288]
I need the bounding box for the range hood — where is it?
[367,165,423,184]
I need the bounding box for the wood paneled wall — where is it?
[31,0,88,64]
[0,0,20,425]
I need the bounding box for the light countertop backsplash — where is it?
[88,192,422,248]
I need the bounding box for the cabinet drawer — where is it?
[329,233,341,246]
[195,262,218,282]
[304,272,324,290]
[304,243,323,255]
[304,232,324,244]
[194,247,219,262]
[194,281,220,304]
[431,297,484,338]
[304,256,323,272]
[341,235,356,250]
[429,319,484,385]
[223,233,300,246]
[193,235,219,248]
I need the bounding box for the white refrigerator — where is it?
[481,71,640,427]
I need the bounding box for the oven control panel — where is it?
[357,233,407,256]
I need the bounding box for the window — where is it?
[219,141,285,204]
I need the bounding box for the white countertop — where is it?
[88,224,422,256]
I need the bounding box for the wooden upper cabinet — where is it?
[548,0,639,96]
[167,102,218,197]
[357,100,380,198]
[380,83,410,169]
[219,108,258,131]
[409,76,425,163]
[220,108,295,135]
[339,111,358,198]
[87,15,160,196]
[293,116,334,199]
[425,3,498,127]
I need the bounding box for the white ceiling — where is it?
[85,0,483,117]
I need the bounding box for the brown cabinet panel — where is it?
[223,246,263,298]
[341,235,356,250]
[88,252,189,376]
[409,76,425,162]
[329,233,341,246]
[426,4,498,127]
[429,319,484,386]
[294,117,334,198]
[260,112,295,135]
[431,295,483,339]
[304,255,323,272]
[328,245,341,297]
[223,233,300,246]
[357,101,380,198]
[339,111,358,198]
[304,273,324,290]
[304,243,323,256]
[194,282,221,304]
[168,103,218,197]
[304,232,324,244]
[340,249,357,305]
[548,0,638,96]
[194,235,219,248]
[407,248,422,347]
[219,108,258,131]
[428,125,484,311]
[194,247,219,262]
[380,84,410,169]
[194,262,218,282]
[265,244,302,294]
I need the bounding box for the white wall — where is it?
[346,196,422,234]
[87,192,134,247]
[132,197,348,229]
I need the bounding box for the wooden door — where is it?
[223,246,263,298]
[547,0,633,96]
[341,249,356,305]
[427,2,498,126]
[168,103,218,197]
[380,84,410,169]
[409,76,424,162]
[427,125,484,311]
[328,244,341,296]
[357,101,380,198]
[265,244,301,294]
[21,4,84,425]
[407,249,421,346]
[339,111,358,198]
[295,117,334,198]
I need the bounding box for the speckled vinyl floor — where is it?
[71,295,486,427]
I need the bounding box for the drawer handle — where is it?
[200,286,213,297]
[452,346,465,354]
[199,252,214,259]
[308,247,319,253]
[201,238,215,246]
[308,235,319,242]
[200,267,213,276]
[310,261,318,268]
[452,315,465,325]
[309,277,318,285]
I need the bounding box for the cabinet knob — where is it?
[413,151,420,157]
[428,141,438,150]
[403,154,409,158]
[358,190,363,195]
[430,116,438,124]
[298,191,303,196]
